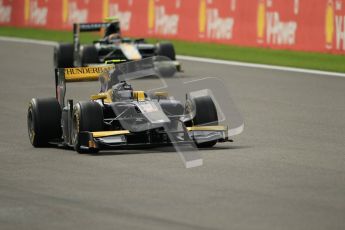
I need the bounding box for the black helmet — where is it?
[104,17,121,37]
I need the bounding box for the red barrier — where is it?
[1,0,345,54]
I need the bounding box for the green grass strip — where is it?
[1,26,344,73]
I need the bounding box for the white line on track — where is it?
[177,55,345,78]
[0,36,57,46]
[1,36,344,78]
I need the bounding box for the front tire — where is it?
[72,101,103,153]
[186,95,218,148]
[27,98,62,147]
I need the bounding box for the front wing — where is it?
[77,126,228,151]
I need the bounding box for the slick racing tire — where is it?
[27,98,62,147]
[81,45,99,66]
[156,42,176,61]
[186,95,219,148]
[72,101,103,153]
[54,43,74,68]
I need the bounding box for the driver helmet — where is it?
[104,16,121,38]
[111,81,133,101]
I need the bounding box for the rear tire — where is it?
[187,95,218,148]
[27,98,62,147]
[54,43,74,68]
[72,101,103,153]
[156,42,176,60]
[81,45,99,66]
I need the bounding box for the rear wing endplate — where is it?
[73,22,111,66]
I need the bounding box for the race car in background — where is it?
[54,18,181,70]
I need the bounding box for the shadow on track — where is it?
[89,145,252,156]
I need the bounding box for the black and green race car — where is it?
[54,19,181,70]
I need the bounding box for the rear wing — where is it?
[55,65,114,108]
[73,22,111,66]
[61,65,114,82]
[75,22,111,33]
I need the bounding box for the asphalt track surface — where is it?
[0,40,344,230]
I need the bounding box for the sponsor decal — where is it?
[24,0,48,26]
[62,0,88,25]
[64,66,114,81]
[257,0,298,45]
[148,0,180,35]
[0,0,12,23]
[325,0,345,51]
[103,0,132,31]
[198,0,235,40]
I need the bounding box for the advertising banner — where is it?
[1,0,344,54]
